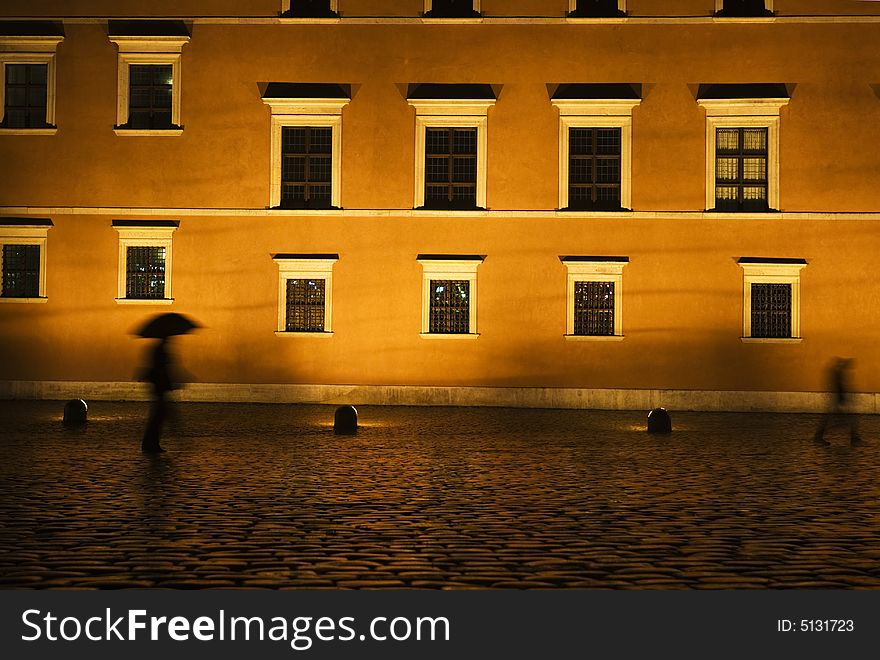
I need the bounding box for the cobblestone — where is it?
[1,401,879,589]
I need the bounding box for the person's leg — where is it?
[142,391,167,452]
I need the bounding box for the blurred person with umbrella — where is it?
[135,313,200,453]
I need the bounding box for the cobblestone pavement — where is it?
[1,401,879,589]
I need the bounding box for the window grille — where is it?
[751,283,791,338]
[429,279,470,333]
[715,127,768,211]
[1,244,40,297]
[574,281,615,336]
[286,279,326,332]
[3,64,48,128]
[424,127,477,208]
[128,64,173,129]
[126,246,166,299]
[281,126,333,208]
[568,127,621,209]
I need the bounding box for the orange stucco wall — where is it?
[2,4,880,398]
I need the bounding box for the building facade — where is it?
[2,0,880,411]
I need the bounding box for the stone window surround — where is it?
[114,222,176,304]
[273,254,337,336]
[262,97,349,210]
[109,35,189,137]
[0,36,63,135]
[0,222,51,303]
[417,255,483,338]
[550,98,640,211]
[562,257,627,341]
[408,98,495,210]
[697,97,788,212]
[739,258,805,343]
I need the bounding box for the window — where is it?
[281,1,339,17]
[114,221,177,304]
[262,84,350,210]
[273,254,337,335]
[407,85,496,210]
[568,1,626,18]
[551,87,640,211]
[715,1,774,17]
[697,86,789,212]
[418,255,483,338]
[562,257,627,340]
[109,26,189,136]
[0,34,63,135]
[738,258,806,342]
[424,1,481,18]
[0,220,50,302]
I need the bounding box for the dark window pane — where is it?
[286,279,325,332]
[751,283,791,338]
[126,246,166,299]
[426,128,449,154]
[574,0,623,17]
[6,87,26,107]
[427,0,478,18]
[280,127,334,207]
[721,1,771,17]
[282,127,307,153]
[574,281,614,336]
[423,127,478,207]
[429,279,470,334]
[126,64,174,129]
[452,156,476,183]
[2,244,40,298]
[567,127,622,209]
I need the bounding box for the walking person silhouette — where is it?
[135,313,200,453]
[815,357,861,445]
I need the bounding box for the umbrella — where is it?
[135,312,201,339]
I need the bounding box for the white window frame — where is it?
[550,98,640,211]
[697,97,788,212]
[739,259,805,343]
[424,1,482,16]
[0,223,50,303]
[114,224,176,304]
[274,255,337,336]
[262,97,349,209]
[714,1,774,14]
[407,98,495,210]
[0,36,63,135]
[109,35,189,136]
[418,256,483,338]
[568,1,626,14]
[281,1,339,13]
[562,258,626,341]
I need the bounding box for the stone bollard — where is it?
[334,405,358,435]
[647,407,672,434]
[63,399,88,425]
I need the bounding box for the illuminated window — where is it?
[114,221,177,304]
[562,257,627,340]
[0,220,50,303]
[568,1,626,17]
[424,1,481,18]
[273,254,337,336]
[551,86,640,211]
[407,85,495,210]
[715,1,774,17]
[697,85,788,212]
[109,24,189,136]
[418,255,482,338]
[262,84,350,210]
[738,258,806,342]
[0,33,63,135]
[281,1,338,17]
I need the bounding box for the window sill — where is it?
[0,296,47,304]
[741,337,802,344]
[115,298,174,305]
[274,331,334,337]
[0,128,57,136]
[114,129,184,137]
[564,334,624,341]
[419,332,480,339]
